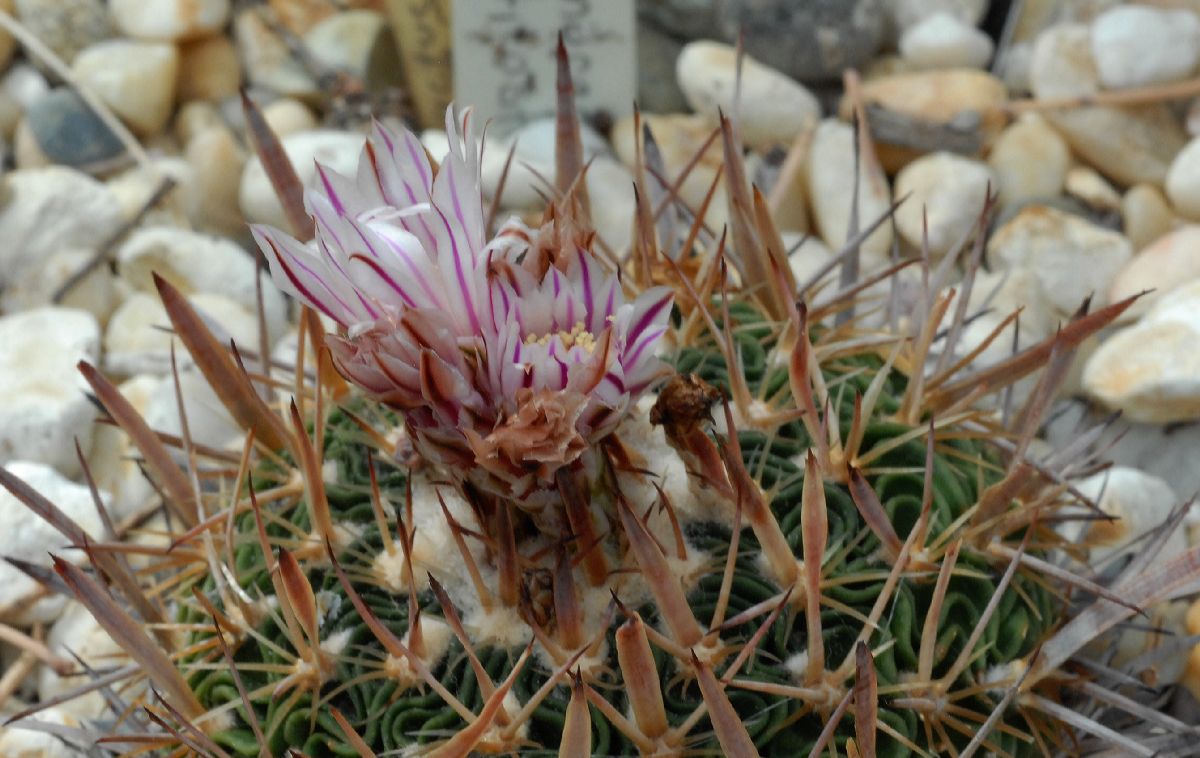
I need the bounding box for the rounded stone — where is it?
[1064,165,1120,212]
[1083,281,1200,423]
[303,9,401,90]
[0,462,105,624]
[70,39,179,137]
[1069,467,1184,566]
[899,12,993,69]
[1110,226,1200,318]
[0,308,99,477]
[1029,24,1098,99]
[884,0,989,33]
[611,113,729,233]
[1122,183,1176,252]
[235,9,319,98]
[1047,105,1187,188]
[894,152,995,259]
[715,0,886,83]
[176,34,242,102]
[849,68,1008,142]
[110,0,230,41]
[987,114,1070,208]
[637,0,720,40]
[1166,136,1200,220]
[676,40,820,149]
[24,88,124,169]
[1091,5,1200,89]
[103,291,263,376]
[988,205,1132,316]
[0,166,124,296]
[116,225,289,340]
[183,126,246,235]
[174,99,224,145]
[239,130,365,228]
[13,0,109,65]
[262,98,319,137]
[805,118,893,265]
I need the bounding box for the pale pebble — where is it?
[805,118,893,265]
[1166,136,1200,219]
[1110,226,1200,319]
[0,167,123,304]
[110,0,230,41]
[988,114,1070,207]
[234,9,318,98]
[176,34,242,102]
[263,98,319,137]
[899,12,994,69]
[0,308,98,477]
[851,67,1008,123]
[481,117,610,209]
[0,704,86,756]
[39,602,127,719]
[1029,24,1098,99]
[884,0,989,32]
[70,40,178,136]
[1,63,46,111]
[174,99,224,145]
[1122,183,1176,252]
[988,205,1132,316]
[86,375,159,523]
[0,247,116,323]
[104,157,191,224]
[1083,280,1200,422]
[1067,467,1184,566]
[676,40,821,150]
[239,129,364,228]
[116,226,288,340]
[0,461,105,624]
[1064,165,1121,212]
[103,291,263,376]
[894,151,994,259]
[13,0,109,64]
[184,126,247,236]
[303,9,400,90]
[144,367,243,453]
[1091,5,1200,89]
[1046,104,1187,187]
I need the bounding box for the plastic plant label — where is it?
[451,0,636,134]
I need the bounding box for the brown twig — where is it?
[1004,75,1200,115]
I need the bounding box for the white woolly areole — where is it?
[320,627,354,658]
[382,617,455,690]
[784,650,810,679]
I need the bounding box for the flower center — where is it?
[524,321,597,353]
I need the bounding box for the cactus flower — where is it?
[253,109,673,508]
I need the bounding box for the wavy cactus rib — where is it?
[5,44,1200,758]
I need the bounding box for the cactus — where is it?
[4,45,1200,758]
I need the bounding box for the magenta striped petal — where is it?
[253,100,674,509]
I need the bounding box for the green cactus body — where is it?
[173,302,1056,757]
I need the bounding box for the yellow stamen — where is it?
[523,322,597,353]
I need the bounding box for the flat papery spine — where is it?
[616,496,704,648]
[556,466,610,586]
[720,402,799,587]
[615,613,669,740]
